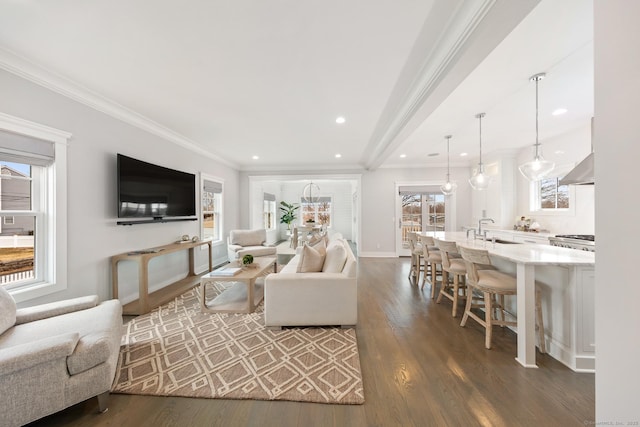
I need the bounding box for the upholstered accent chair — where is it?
[227,228,277,262]
[0,288,123,427]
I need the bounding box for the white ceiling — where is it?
[0,0,593,172]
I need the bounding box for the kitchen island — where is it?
[421,231,595,371]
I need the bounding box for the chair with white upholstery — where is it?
[418,235,442,298]
[458,246,546,352]
[227,228,277,262]
[434,238,467,317]
[406,232,424,284]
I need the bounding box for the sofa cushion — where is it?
[230,229,266,246]
[309,237,327,256]
[296,244,325,273]
[0,287,16,335]
[322,240,348,273]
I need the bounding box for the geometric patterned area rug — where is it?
[111,287,364,404]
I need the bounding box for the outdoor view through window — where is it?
[0,161,34,287]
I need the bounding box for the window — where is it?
[0,113,69,302]
[201,176,223,241]
[0,162,35,287]
[536,177,570,210]
[300,196,332,226]
[263,193,276,230]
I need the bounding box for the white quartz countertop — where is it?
[462,226,554,238]
[421,231,594,266]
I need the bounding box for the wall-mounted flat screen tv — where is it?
[117,154,196,221]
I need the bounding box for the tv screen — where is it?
[117,154,196,219]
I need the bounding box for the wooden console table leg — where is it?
[248,278,255,313]
[139,259,150,314]
[207,242,213,272]
[188,247,195,276]
[111,260,120,300]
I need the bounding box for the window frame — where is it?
[528,164,576,216]
[200,173,224,243]
[0,113,69,303]
[299,196,332,227]
[263,198,276,230]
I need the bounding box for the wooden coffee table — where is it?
[200,256,277,314]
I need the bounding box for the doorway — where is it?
[396,184,450,257]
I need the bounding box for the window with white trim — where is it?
[263,193,276,230]
[300,196,332,226]
[531,176,570,211]
[202,177,223,241]
[0,115,69,301]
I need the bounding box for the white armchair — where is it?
[227,228,277,262]
[0,287,123,426]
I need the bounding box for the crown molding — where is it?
[0,47,238,168]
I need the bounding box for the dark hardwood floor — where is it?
[29,257,594,427]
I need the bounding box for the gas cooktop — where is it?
[554,235,595,242]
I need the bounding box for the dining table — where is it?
[419,231,595,368]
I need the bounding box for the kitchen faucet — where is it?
[478,218,495,237]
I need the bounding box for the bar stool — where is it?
[434,239,467,317]
[459,246,546,353]
[418,235,442,298]
[407,232,424,284]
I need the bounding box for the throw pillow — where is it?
[0,286,17,335]
[296,244,325,273]
[322,241,348,273]
[309,236,327,256]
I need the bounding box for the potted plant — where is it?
[279,201,299,232]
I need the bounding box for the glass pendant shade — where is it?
[518,152,555,181]
[469,113,490,190]
[519,73,555,181]
[469,164,490,190]
[302,181,320,203]
[441,180,457,196]
[441,135,457,195]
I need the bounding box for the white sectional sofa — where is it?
[263,233,357,328]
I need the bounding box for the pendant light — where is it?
[469,113,490,190]
[302,181,320,203]
[518,72,555,181]
[440,135,457,195]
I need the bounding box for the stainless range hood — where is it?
[559,152,594,185]
[559,118,595,186]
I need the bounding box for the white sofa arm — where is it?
[15,296,99,325]
[0,332,79,376]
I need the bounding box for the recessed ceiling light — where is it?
[428,153,439,157]
[400,154,407,158]
[554,150,565,155]
[335,153,342,158]
[552,108,568,116]
[335,116,346,124]
[460,152,468,157]
[252,155,259,160]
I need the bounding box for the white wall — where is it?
[359,166,471,255]
[594,1,640,421]
[280,180,354,240]
[0,69,240,306]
